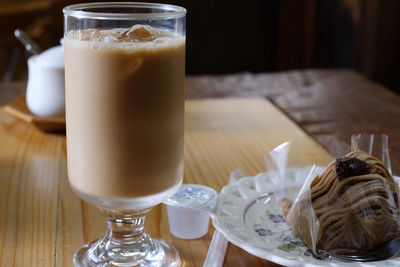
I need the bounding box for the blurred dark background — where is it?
[1,0,400,93]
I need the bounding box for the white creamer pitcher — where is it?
[26,45,65,117]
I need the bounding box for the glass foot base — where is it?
[74,238,180,267]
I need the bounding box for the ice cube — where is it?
[77,29,101,41]
[153,37,170,43]
[101,34,120,43]
[125,25,154,42]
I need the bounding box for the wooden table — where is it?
[1,69,400,266]
[186,69,400,174]
[0,98,332,266]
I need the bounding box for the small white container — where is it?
[164,184,217,239]
[26,45,65,117]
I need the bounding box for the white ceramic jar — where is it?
[26,45,65,117]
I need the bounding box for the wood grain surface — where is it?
[4,94,65,132]
[186,69,400,174]
[0,97,332,266]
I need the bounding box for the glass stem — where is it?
[92,208,157,264]
[103,208,150,246]
[74,207,179,266]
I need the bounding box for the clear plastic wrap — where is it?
[265,134,400,259]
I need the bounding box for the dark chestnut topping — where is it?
[335,157,371,181]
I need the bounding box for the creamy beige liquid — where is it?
[65,26,185,199]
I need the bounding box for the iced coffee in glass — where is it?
[63,3,185,266]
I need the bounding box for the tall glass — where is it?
[63,3,186,266]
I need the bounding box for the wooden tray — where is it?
[3,94,65,132]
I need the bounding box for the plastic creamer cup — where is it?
[163,184,217,239]
[26,45,65,117]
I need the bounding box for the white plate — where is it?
[211,168,400,267]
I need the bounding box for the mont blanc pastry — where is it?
[286,151,400,255]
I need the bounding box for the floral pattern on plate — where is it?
[252,208,311,256]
